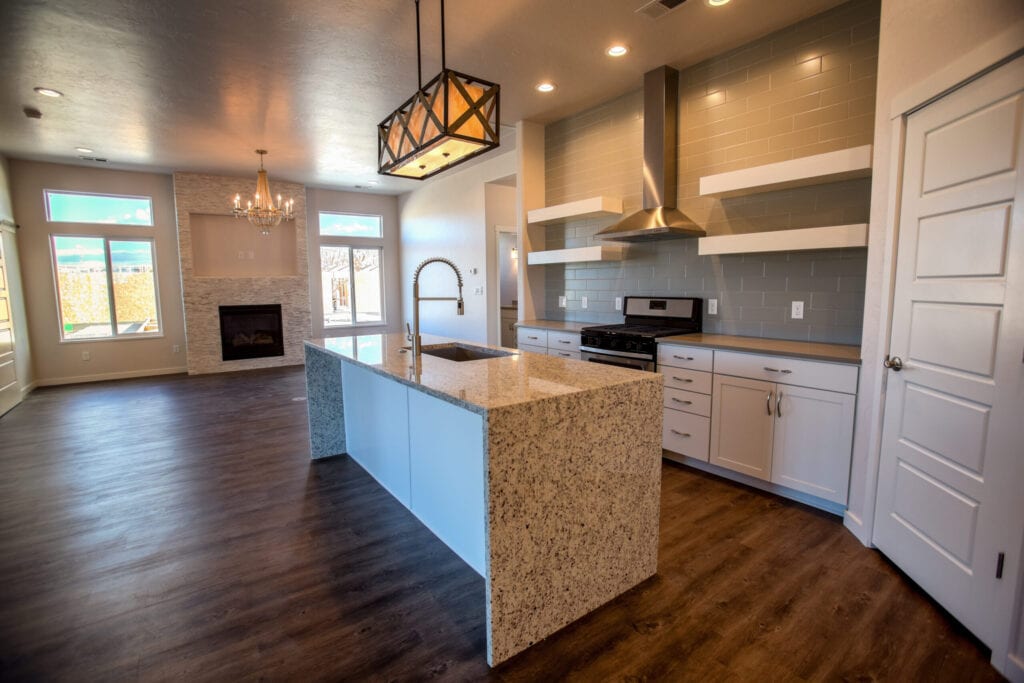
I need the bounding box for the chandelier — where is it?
[377,0,500,180]
[232,149,295,235]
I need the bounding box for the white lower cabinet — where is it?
[709,374,775,481]
[663,409,711,462]
[660,344,713,462]
[517,326,582,359]
[708,354,857,506]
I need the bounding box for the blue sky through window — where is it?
[319,212,382,238]
[46,191,153,226]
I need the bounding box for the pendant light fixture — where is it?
[231,149,295,235]
[377,0,500,180]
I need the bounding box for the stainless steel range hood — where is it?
[596,66,704,243]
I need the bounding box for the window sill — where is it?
[58,333,166,344]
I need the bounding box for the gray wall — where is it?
[539,0,878,346]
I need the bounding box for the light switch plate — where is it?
[581,296,588,309]
[791,301,804,319]
[558,295,567,308]
[614,297,622,311]
[708,298,718,315]
[81,351,90,361]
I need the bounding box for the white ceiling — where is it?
[0,0,848,194]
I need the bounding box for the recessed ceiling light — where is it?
[34,87,63,98]
[706,0,731,6]
[75,147,94,154]
[606,45,629,57]
[536,82,556,93]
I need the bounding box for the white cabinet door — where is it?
[408,390,486,576]
[771,385,855,505]
[710,374,775,481]
[341,361,411,506]
[873,55,1024,650]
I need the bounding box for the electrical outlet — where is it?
[614,297,622,311]
[581,296,588,309]
[708,298,718,315]
[172,344,181,353]
[81,351,90,361]
[791,301,804,320]
[469,267,479,275]
[237,250,246,260]
[246,250,255,260]
[558,295,567,308]
[474,286,484,295]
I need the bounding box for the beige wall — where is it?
[845,0,1024,544]
[305,188,401,338]
[484,181,516,344]
[399,149,518,344]
[9,160,186,385]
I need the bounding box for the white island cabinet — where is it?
[303,333,662,667]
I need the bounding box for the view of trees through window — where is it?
[52,236,160,340]
[321,246,382,326]
[45,191,154,226]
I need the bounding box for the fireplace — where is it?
[219,304,284,361]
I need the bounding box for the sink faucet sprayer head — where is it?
[457,297,465,315]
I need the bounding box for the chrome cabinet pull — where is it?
[776,391,783,418]
[764,366,792,375]
[883,355,904,371]
[670,429,691,438]
[528,335,539,340]
[558,340,572,344]
[674,355,695,361]
[558,352,571,357]
[766,391,773,416]
[672,376,694,383]
[671,398,693,405]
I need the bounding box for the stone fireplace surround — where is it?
[172,172,311,375]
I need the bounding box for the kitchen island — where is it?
[303,334,663,666]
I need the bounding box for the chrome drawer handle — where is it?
[558,352,571,357]
[558,340,572,344]
[528,336,539,340]
[670,429,691,438]
[763,366,792,374]
[674,355,695,361]
[671,398,693,405]
[672,376,694,383]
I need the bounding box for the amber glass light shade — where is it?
[378,69,500,180]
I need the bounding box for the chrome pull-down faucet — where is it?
[410,257,464,358]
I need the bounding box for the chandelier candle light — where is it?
[232,149,295,235]
[377,0,500,180]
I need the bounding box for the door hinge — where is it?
[996,552,1005,579]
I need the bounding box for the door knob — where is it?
[883,355,904,372]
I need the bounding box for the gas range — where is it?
[580,296,702,371]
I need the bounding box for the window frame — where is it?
[316,211,386,330]
[49,234,164,343]
[317,210,383,239]
[43,189,155,227]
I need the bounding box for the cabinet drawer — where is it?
[548,331,580,351]
[548,348,581,361]
[658,344,714,372]
[663,409,710,462]
[664,387,711,417]
[517,328,548,348]
[660,367,712,394]
[714,350,858,395]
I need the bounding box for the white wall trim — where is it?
[34,366,187,387]
[889,21,1024,120]
[20,381,37,396]
[1005,654,1024,683]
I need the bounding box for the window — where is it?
[319,212,382,238]
[320,246,383,327]
[45,190,154,226]
[51,236,161,340]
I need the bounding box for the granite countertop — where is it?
[515,319,600,333]
[659,333,861,365]
[305,333,659,415]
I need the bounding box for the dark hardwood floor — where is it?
[0,367,1001,682]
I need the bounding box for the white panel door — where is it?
[710,374,775,481]
[0,230,20,418]
[874,56,1024,649]
[771,385,855,505]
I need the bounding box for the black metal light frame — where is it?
[377,0,501,180]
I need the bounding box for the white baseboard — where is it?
[1000,652,1024,683]
[20,381,37,396]
[34,366,188,387]
[843,510,873,547]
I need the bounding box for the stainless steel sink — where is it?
[417,343,515,362]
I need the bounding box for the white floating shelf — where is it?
[697,224,868,256]
[527,196,623,225]
[526,245,625,265]
[699,145,873,198]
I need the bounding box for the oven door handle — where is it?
[579,345,652,361]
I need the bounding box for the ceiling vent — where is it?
[635,0,688,20]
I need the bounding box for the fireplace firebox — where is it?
[219,304,284,361]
